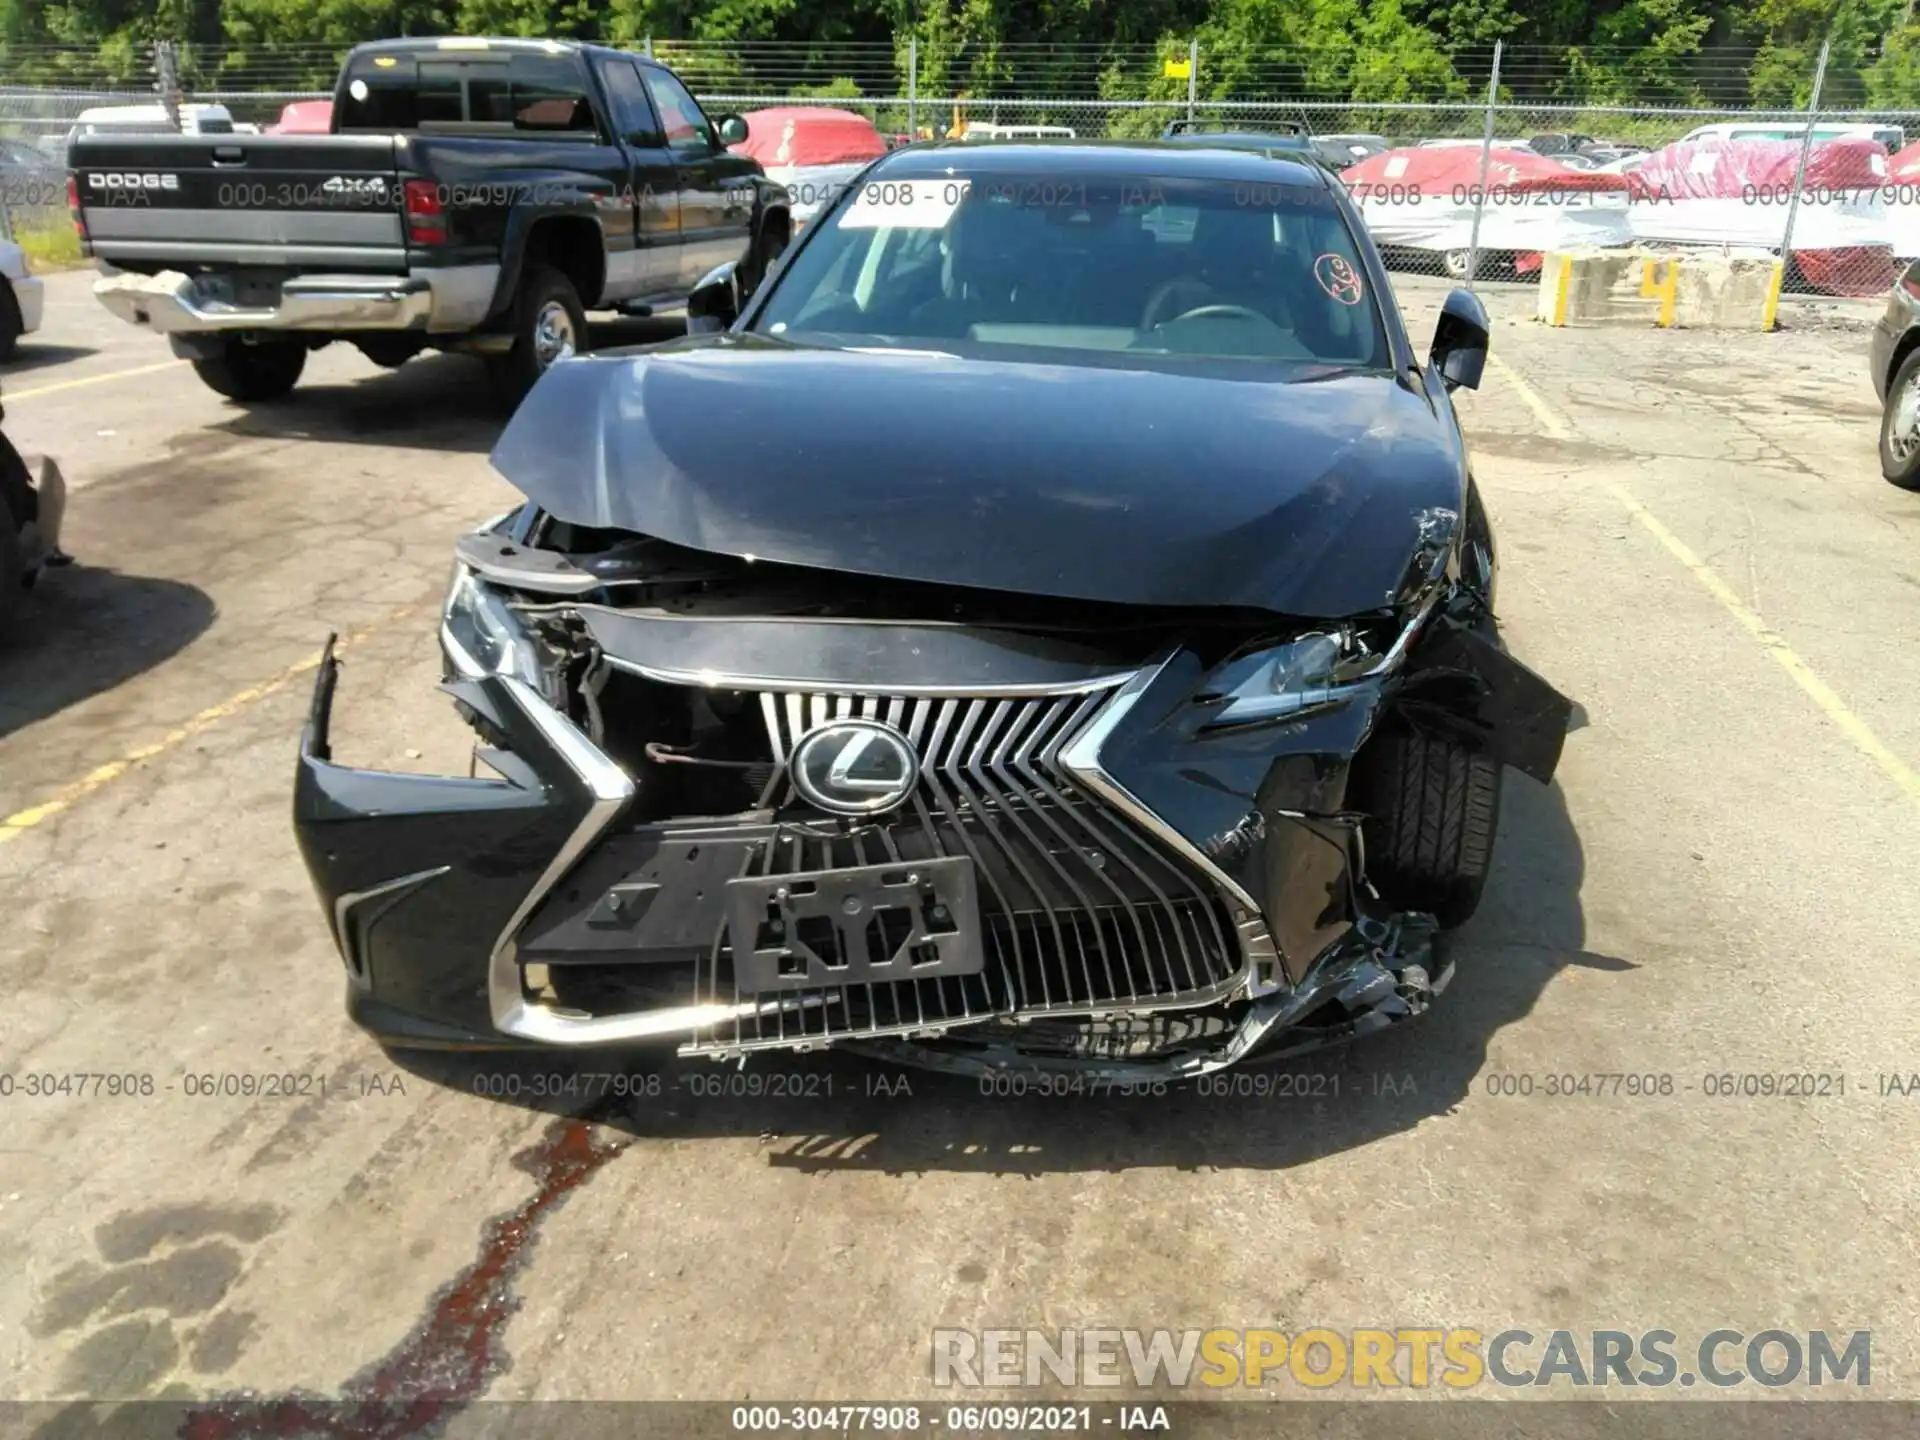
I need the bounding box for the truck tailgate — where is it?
[73,133,409,271]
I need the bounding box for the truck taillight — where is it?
[403,179,446,245]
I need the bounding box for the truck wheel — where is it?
[191,340,307,403]
[1879,348,1920,490]
[1350,723,1502,930]
[489,265,586,404]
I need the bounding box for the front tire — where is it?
[1879,347,1920,489]
[191,339,307,403]
[488,265,586,405]
[1351,724,1502,930]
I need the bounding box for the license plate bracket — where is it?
[725,855,984,994]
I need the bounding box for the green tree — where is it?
[1865,20,1920,108]
[1740,0,1907,107]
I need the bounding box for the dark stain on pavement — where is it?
[167,1115,627,1440]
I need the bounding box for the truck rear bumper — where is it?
[92,265,499,335]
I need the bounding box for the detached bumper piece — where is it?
[95,269,434,335]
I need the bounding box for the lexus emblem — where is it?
[790,720,919,816]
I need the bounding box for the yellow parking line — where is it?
[0,602,427,847]
[1487,351,1920,806]
[6,360,183,402]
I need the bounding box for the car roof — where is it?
[870,140,1332,187]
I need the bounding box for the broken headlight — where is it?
[441,567,560,700]
[1199,629,1377,726]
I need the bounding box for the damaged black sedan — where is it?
[293,142,1572,1079]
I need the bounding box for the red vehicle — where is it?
[730,106,889,225]
[266,99,333,135]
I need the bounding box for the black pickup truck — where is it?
[69,38,790,402]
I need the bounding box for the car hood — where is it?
[490,337,1466,617]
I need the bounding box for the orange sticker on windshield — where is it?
[1314,253,1365,305]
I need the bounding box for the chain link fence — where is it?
[4,36,1917,302]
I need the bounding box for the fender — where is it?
[486,195,611,322]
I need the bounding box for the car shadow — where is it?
[3,343,100,375]
[396,770,1608,1174]
[0,564,215,739]
[204,315,685,454]
[208,353,505,455]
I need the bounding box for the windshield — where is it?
[749,168,1388,369]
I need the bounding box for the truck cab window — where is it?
[640,68,714,153]
[471,55,597,133]
[336,57,463,129]
[595,57,662,145]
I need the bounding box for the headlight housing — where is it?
[441,567,560,698]
[1198,632,1353,725]
[1197,585,1448,727]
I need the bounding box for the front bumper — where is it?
[292,635,1473,1078]
[92,265,498,336]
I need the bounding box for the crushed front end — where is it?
[293,507,1571,1079]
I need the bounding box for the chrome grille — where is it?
[683,686,1244,1056]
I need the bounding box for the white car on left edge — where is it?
[0,238,44,361]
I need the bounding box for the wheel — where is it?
[488,265,586,404]
[191,339,307,402]
[1879,347,1920,489]
[738,219,788,300]
[1350,723,1502,929]
[1443,249,1473,281]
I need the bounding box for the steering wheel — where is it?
[1163,304,1271,326]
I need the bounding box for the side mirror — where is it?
[715,113,749,148]
[686,261,741,334]
[1430,286,1489,392]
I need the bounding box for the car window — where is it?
[751,170,1388,370]
[640,67,713,153]
[595,56,660,144]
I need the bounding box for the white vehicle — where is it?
[63,102,237,150]
[0,238,44,360]
[1679,121,1904,152]
[962,123,1077,141]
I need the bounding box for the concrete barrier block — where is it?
[1535,247,1786,330]
[1672,251,1782,328]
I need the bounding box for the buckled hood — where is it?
[490,336,1468,617]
